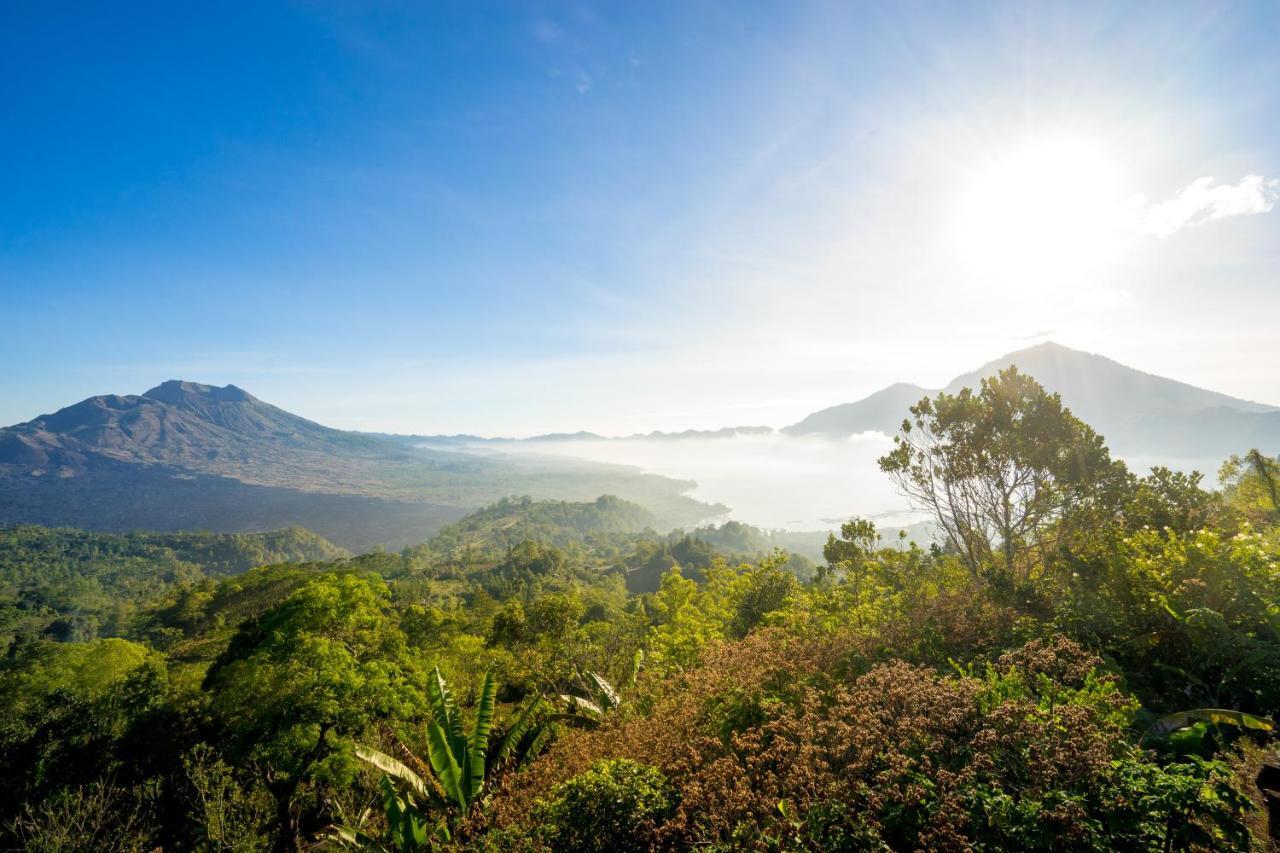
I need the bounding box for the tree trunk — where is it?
[269,780,299,853]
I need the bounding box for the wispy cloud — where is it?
[1130,175,1280,238]
[530,17,563,45]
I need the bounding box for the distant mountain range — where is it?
[3,343,1273,550]
[0,381,723,550]
[405,342,1279,460]
[785,342,1280,458]
[381,425,776,448]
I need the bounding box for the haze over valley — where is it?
[405,341,1271,532]
[3,341,1271,544]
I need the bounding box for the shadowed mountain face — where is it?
[786,342,1280,457]
[0,380,449,493]
[0,382,723,550]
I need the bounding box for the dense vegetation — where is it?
[0,526,347,650]
[2,369,1278,850]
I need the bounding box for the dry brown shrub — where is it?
[483,633,1159,851]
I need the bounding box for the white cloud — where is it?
[1130,175,1280,238]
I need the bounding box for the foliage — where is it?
[535,759,676,853]
[203,572,420,849]
[0,524,345,651]
[1221,450,1280,524]
[182,743,274,851]
[491,634,1255,850]
[5,777,160,853]
[2,376,1278,851]
[339,670,552,849]
[879,367,1130,583]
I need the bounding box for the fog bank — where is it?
[479,431,916,532]
[445,433,1232,536]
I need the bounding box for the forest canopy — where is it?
[1,370,1278,851]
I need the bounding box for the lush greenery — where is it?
[1,370,1278,850]
[0,525,347,650]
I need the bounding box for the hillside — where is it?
[0,383,725,550]
[3,380,526,494]
[787,342,1280,456]
[0,525,347,648]
[428,494,659,556]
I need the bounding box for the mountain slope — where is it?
[944,342,1275,422]
[1,380,468,494]
[783,383,931,436]
[0,382,724,549]
[787,342,1280,457]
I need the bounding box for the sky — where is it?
[3,1,1279,436]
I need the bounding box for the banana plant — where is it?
[332,669,555,850]
[329,749,442,850]
[422,666,495,811]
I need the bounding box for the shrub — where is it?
[535,759,677,852]
[488,633,1256,851]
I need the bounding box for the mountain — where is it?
[0,382,724,550]
[784,383,931,437]
[0,380,460,491]
[786,342,1280,458]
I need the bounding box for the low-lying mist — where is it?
[434,433,1232,537]
[467,432,917,532]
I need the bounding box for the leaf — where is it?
[586,670,620,711]
[559,694,604,716]
[379,775,426,852]
[468,671,498,801]
[496,695,545,767]
[353,745,433,804]
[427,666,464,747]
[547,712,601,730]
[472,671,498,747]
[427,666,470,799]
[523,718,554,760]
[426,719,466,808]
[327,824,390,851]
[626,648,645,688]
[1144,708,1275,740]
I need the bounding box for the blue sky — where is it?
[4,1,1279,434]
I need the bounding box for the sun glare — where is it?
[951,137,1125,289]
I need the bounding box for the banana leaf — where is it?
[1144,708,1274,740]
[353,745,434,804]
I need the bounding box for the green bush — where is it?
[536,759,677,852]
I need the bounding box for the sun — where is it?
[950,136,1126,290]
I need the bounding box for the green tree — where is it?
[203,572,419,851]
[536,759,677,853]
[1220,449,1280,523]
[879,367,1129,584]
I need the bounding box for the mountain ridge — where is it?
[4,342,1276,549]
[785,341,1280,457]
[0,382,726,549]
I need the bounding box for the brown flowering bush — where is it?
[480,634,1253,851]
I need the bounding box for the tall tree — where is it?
[878,367,1129,583]
[203,572,419,851]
